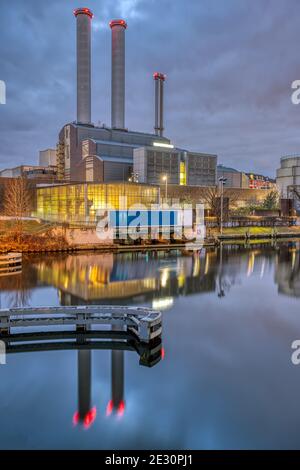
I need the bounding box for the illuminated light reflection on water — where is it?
[0,242,300,449]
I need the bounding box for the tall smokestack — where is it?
[74,8,93,125]
[110,19,127,130]
[153,72,166,137]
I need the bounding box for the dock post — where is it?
[0,316,10,336]
[76,314,86,332]
[139,318,151,343]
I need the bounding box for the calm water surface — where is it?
[0,242,300,449]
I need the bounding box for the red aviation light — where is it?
[161,347,165,360]
[72,411,79,426]
[117,400,125,418]
[106,400,126,418]
[106,400,113,416]
[74,8,94,19]
[153,72,166,81]
[83,407,97,430]
[73,407,97,430]
[109,19,127,29]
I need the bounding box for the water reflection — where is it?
[2,242,295,307]
[0,242,300,448]
[73,348,126,429]
[275,244,300,297]
[2,326,162,430]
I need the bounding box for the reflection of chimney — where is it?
[153,72,166,137]
[106,325,125,417]
[110,19,127,130]
[73,350,96,429]
[74,8,93,125]
[78,350,91,421]
[106,350,125,417]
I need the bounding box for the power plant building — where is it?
[217,165,249,188]
[134,147,216,186]
[39,149,57,167]
[276,155,300,212]
[55,8,217,188]
[36,182,159,224]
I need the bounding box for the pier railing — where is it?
[0,252,22,276]
[0,305,162,344]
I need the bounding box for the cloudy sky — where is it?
[1,0,300,177]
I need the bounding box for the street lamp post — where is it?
[162,174,168,204]
[218,177,227,235]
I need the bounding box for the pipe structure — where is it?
[74,8,93,124]
[153,72,166,137]
[110,19,127,130]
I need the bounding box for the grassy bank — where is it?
[224,226,300,235]
[212,225,300,240]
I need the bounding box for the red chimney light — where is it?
[106,400,125,418]
[72,411,80,426]
[106,400,113,417]
[109,19,127,29]
[153,72,166,81]
[73,407,97,430]
[117,400,125,418]
[83,407,97,430]
[74,8,94,19]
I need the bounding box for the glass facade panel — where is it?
[36,183,159,225]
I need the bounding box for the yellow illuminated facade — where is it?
[36,182,160,224]
[180,162,186,186]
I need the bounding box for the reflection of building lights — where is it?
[192,256,200,277]
[292,251,296,270]
[204,253,210,275]
[152,297,174,311]
[160,268,169,288]
[260,259,265,278]
[177,273,185,288]
[247,252,255,277]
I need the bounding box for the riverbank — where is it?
[213,226,300,241]
[1,221,300,253]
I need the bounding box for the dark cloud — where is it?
[0,0,300,175]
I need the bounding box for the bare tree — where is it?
[201,186,240,224]
[4,177,32,238]
[201,186,219,217]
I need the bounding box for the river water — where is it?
[0,242,300,449]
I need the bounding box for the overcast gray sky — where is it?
[1,0,300,177]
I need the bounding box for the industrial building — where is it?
[36,182,159,224]
[39,149,56,167]
[246,172,276,190]
[0,164,57,180]
[276,155,300,212]
[56,8,217,187]
[217,165,249,188]
[135,147,216,186]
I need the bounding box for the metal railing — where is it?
[0,252,22,276]
[0,305,162,344]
